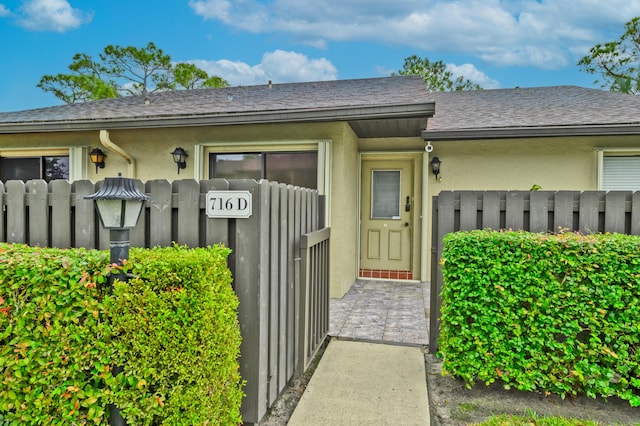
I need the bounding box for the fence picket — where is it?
[0,182,4,242]
[286,185,296,380]
[50,180,72,248]
[505,192,525,230]
[482,191,500,230]
[554,191,576,232]
[277,184,289,396]
[200,179,229,246]
[579,191,602,234]
[27,180,48,247]
[268,182,280,406]
[605,192,627,233]
[529,191,549,232]
[632,192,640,235]
[130,179,146,248]
[174,180,200,247]
[6,180,26,243]
[146,180,172,247]
[459,191,477,230]
[73,180,97,249]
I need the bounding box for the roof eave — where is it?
[0,102,435,134]
[422,124,640,141]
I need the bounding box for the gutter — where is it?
[422,124,640,141]
[99,130,136,177]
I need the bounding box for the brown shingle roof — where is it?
[425,86,640,139]
[0,76,431,125]
[2,78,639,139]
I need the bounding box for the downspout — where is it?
[99,130,136,177]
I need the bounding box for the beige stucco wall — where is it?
[421,135,640,277]
[0,122,363,298]
[3,129,640,296]
[327,125,361,297]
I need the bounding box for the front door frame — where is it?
[358,152,425,280]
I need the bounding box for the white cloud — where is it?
[17,0,92,32]
[189,0,640,70]
[446,63,500,89]
[0,4,10,17]
[189,50,338,86]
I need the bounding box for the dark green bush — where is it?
[439,230,640,406]
[0,243,243,424]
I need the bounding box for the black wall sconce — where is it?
[89,147,106,174]
[430,156,441,180]
[171,147,188,174]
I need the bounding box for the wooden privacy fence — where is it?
[430,190,640,351]
[0,178,330,425]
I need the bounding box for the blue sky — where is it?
[1,0,640,112]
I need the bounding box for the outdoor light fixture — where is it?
[171,147,188,174]
[85,175,150,230]
[85,174,150,426]
[89,147,106,174]
[430,156,442,180]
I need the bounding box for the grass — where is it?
[474,413,600,426]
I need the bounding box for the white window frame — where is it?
[596,148,640,190]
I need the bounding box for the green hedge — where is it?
[0,244,112,424]
[439,230,640,406]
[0,243,243,424]
[110,245,244,425]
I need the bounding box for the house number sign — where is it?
[206,191,252,218]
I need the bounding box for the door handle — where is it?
[405,196,411,212]
[404,222,409,227]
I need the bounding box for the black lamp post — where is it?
[85,175,150,426]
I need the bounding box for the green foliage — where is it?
[38,42,229,104]
[578,16,640,94]
[394,54,482,91]
[477,413,599,426]
[0,243,112,424]
[0,243,243,424]
[439,231,640,406]
[108,245,244,425]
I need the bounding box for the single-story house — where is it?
[1,76,640,298]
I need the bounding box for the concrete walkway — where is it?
[288,280,431,425]
[288,339,430,425]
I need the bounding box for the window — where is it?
[210,151,318,189]
[602,156,640,190]
[371,170,401,219]
[0,155,69,183]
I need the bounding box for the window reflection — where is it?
[0,156,69,182]
[210,151,317,189]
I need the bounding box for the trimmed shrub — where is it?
[108,245,244,425]
[439,230,640,406]
[0,244,112,424]
[0,243,243,424]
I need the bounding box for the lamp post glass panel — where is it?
[84,176,150,426]
[86,175,149,277]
